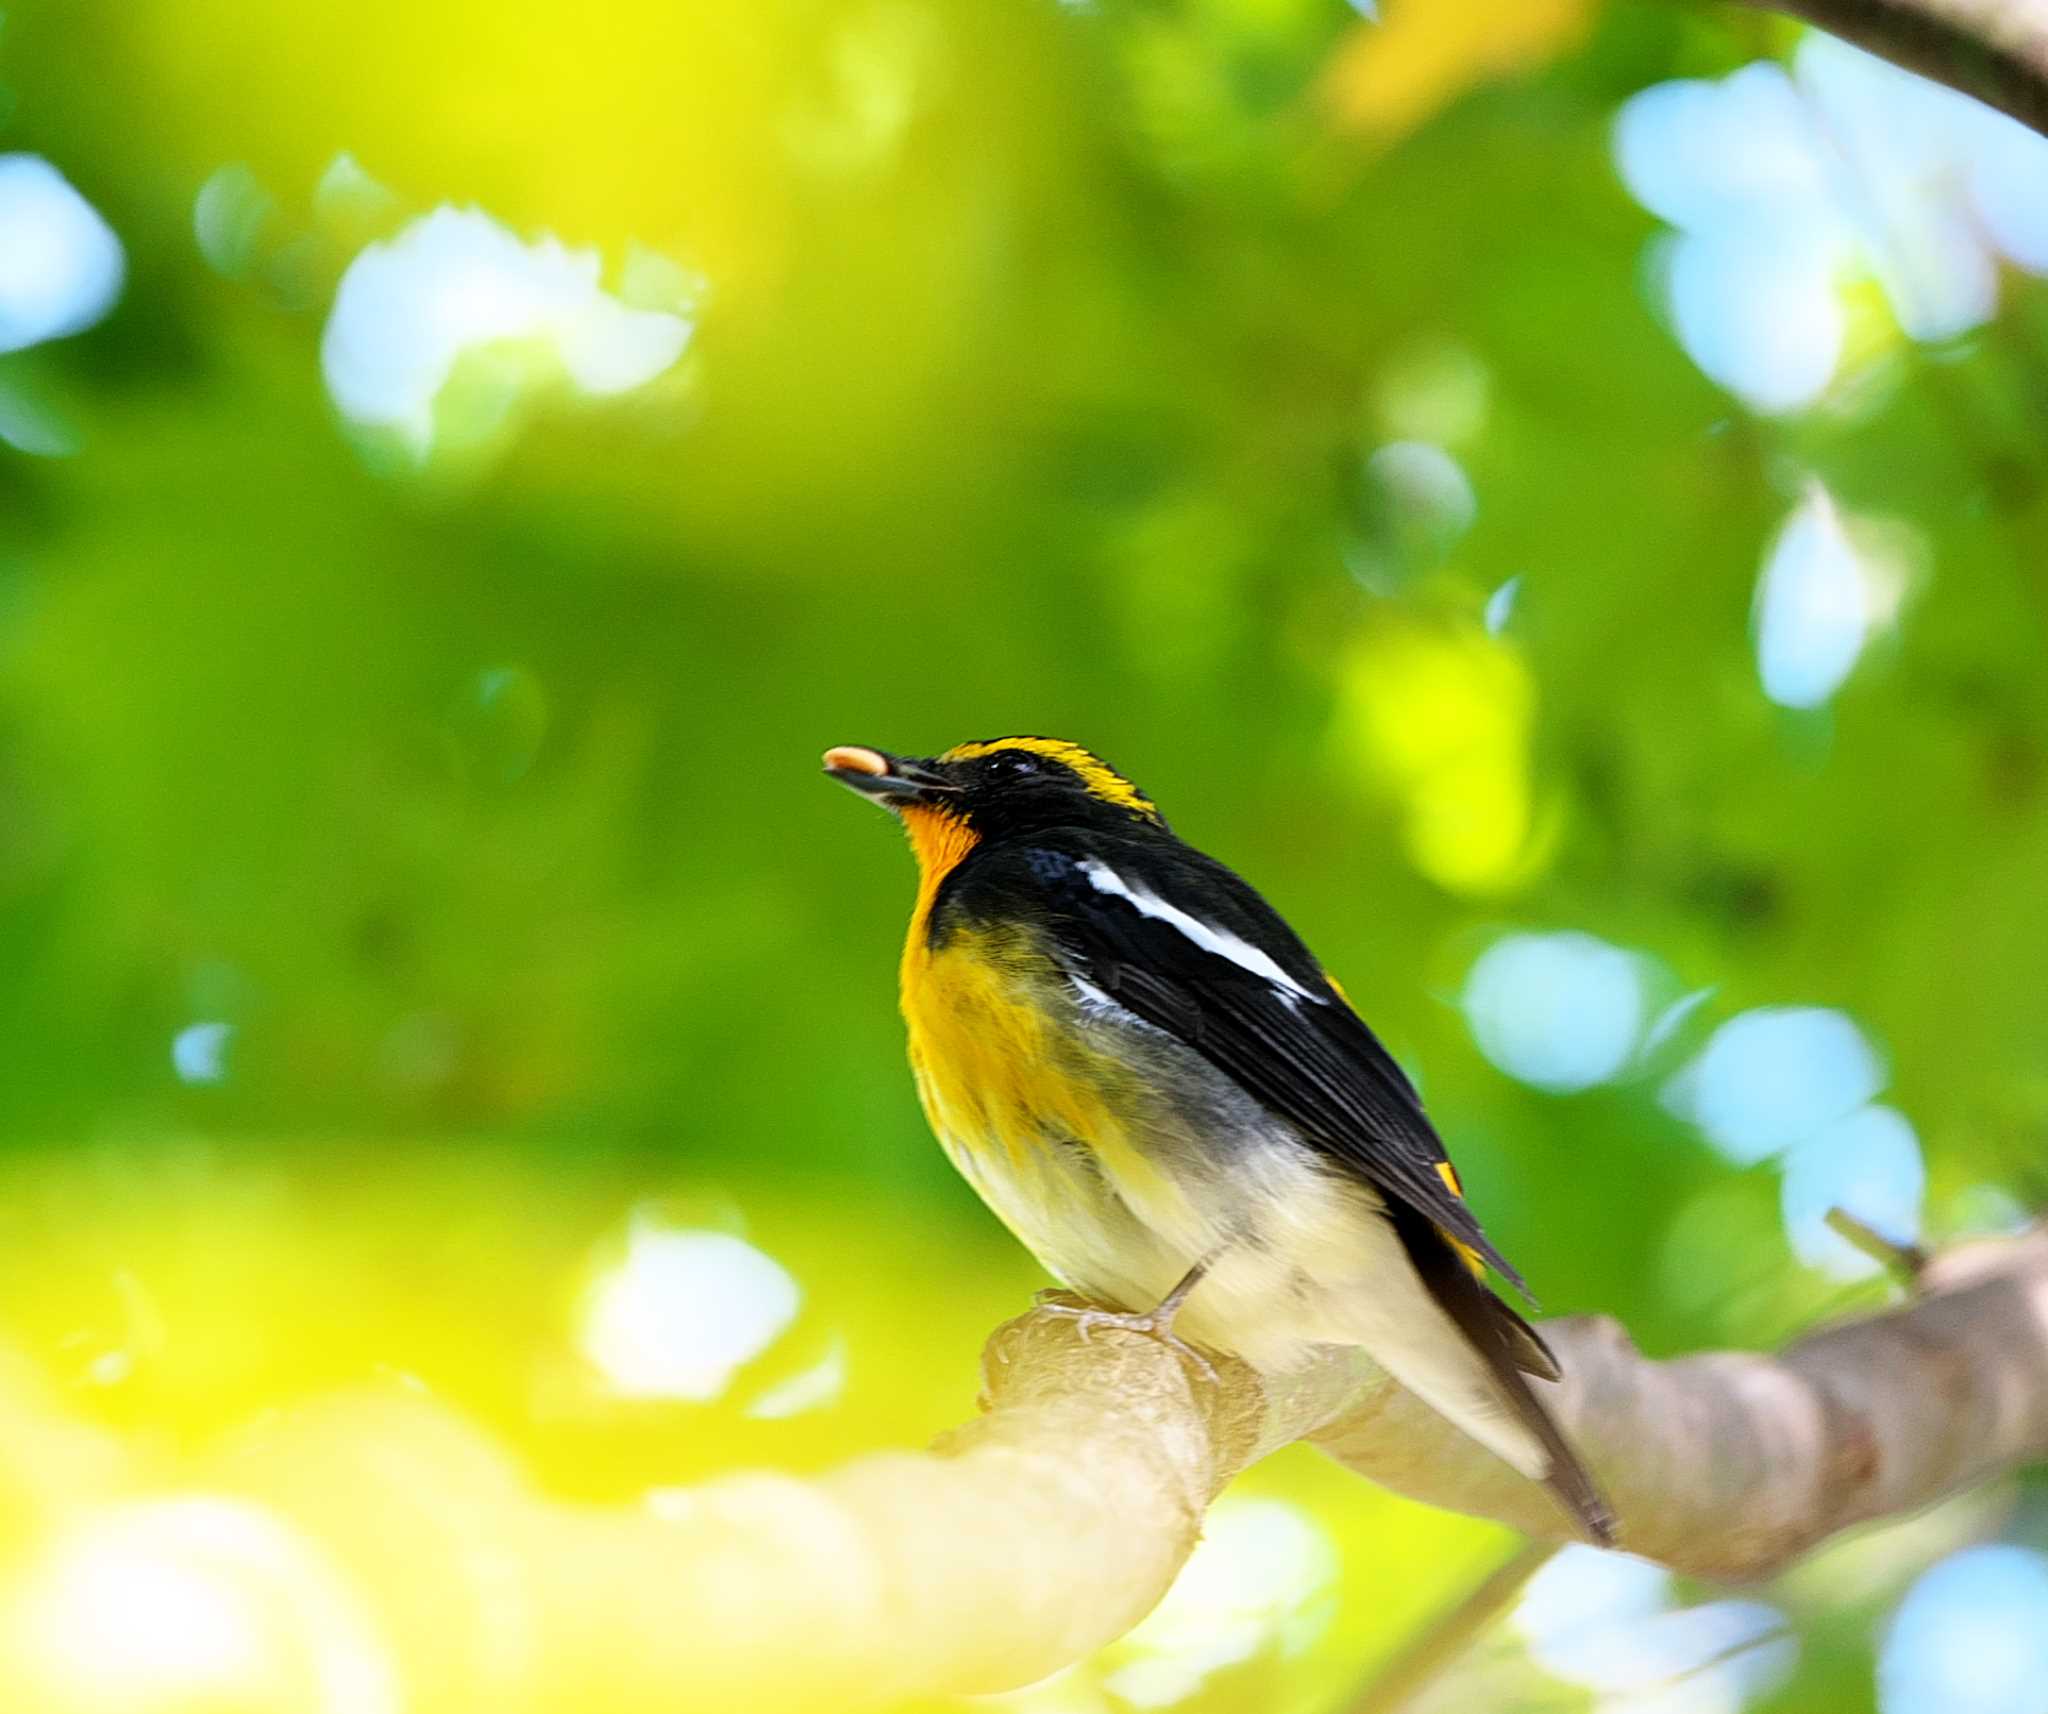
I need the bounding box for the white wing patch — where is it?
[1066,972,1172,1038]
[1079,858,1323,1005]
[1068,975,1121,1013]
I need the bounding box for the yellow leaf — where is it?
[1320,0,1593,143]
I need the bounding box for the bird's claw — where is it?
[1033,1297,1220,1384]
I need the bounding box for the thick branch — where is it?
[1726,0,2048,136]
[14,1229,2042,1712]
[1311,1228,2048,1579]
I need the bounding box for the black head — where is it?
[823,735,1165,841]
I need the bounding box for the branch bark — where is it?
[1726,0,2048,136]
[151,1226,2048,1711]
[10,1229,2042,1711]
[1309,1228,2048,1579]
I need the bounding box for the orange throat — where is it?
[899,804,981,968]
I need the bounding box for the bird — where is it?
[823,734,1615,1545]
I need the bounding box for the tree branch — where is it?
[1826,1206,1930,1281]
[1725,0,2048,137]
[1342,1539,1556,1714]
[14,1229,2043,1711]
[1309,1228,2048,1580]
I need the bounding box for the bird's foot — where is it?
[1032,1291,1219,1384]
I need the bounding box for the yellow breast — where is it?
[891,803,1183,1220]
[903,921,1090,1167]
[906,918,1198,1240]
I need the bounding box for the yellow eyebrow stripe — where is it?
[943,736,1161,820]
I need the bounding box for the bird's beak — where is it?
[822,745,960,812]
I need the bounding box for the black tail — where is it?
[1390,1202,1618,1547]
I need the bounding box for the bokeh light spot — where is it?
[171,1021,234,1086]
[193,163,277,282]
[321,206,696,459]
[1372,340,1491,447]
[1358,440,1477,580]
[86,1350,133,1387]
[1966,110,2048,271]
[1613,65,1832,233]
[1947,1182,2033,1239]
[0,155,125,355]
[1098,1498,1337,1709]
[781,4,947,176]
[1483,576,1520,636]
[1665,1007,1884,1165]
[1541,1600,1794,1707]
[1663,225,1846,414]
[1880,1545,2048,1714]
[1337,622,1544,895]
[1463,932,1646,1094]
[745,1336,848,1419]
[1613,37,2048,414]
[1754,484,1875,710]
[1519,1550,1792,1712]
[1641,986,1715,1058]
[313,153,400,249]
[580,1218,802,1401]
[0,371,82,456]
[1517,1544,1674,1644]
[5,1497,399,1714]
[447,665,551,787]
[1780,1105,1925,1280]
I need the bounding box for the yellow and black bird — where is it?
[824,734,1614,1545]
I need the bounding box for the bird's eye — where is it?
[988,753,1039,782]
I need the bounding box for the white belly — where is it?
[913,964,1550,1480]
[942,1108,1545,1476]
[931,1093,1429,1377]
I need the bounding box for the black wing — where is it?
[943,832,1530,1296]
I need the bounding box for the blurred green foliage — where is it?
[3,0,2048,1709]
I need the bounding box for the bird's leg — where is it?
[1033,1259,1219,1382]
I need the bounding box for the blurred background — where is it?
[3,0,2048,1709]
